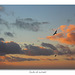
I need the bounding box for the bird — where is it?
[54,54,57,57]
[53,30,57,35]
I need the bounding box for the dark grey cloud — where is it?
[0,56,40,62]
[42,22,49,24]
[24,18,33,21]
[24,44,54,56]
[12,18,40,32]
[4,32,14,37]
[41,42,57,50]
[41,43,75,55]
[41,42,64,55]
[0,6,49,32]
[56,44,71,54]
[0,38,4,41]
[24,43,67,56]
[0,39,24,55]
[12,18,49,32]
[5,56,40,62]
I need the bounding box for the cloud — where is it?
[24,44,54,56]
[47,25,75,45]
[0,56,40,62]
[41,42,65,55]
[56,44,71,54]
[0,39,24,55]
[24,43,69,56]
[12,18,49,32]
[56,44,75,55]
[42,22,49,24]
[5,56,40,62]
[4,32,14,37]
[41,42,57,50]
[12,18,40,32]
[41,42,75,55]
[24,18,33,21]
[0,38,4,42]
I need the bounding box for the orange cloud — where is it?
[47,24,75,45]
[59,25,67,32]
[66,25,75,33]
[5,41,9,43]
[5,41,14,43]
[39,46,45,49]
[24,48,28,50]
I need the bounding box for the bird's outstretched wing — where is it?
[53,30,57,35]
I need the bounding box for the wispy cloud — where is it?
[12,18,49,32]
[6,56,40,62]
[0,56,40,62]
[4,32,14,37]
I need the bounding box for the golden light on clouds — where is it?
[47,25,75,45]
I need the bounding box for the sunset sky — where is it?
[0,5,75,69]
